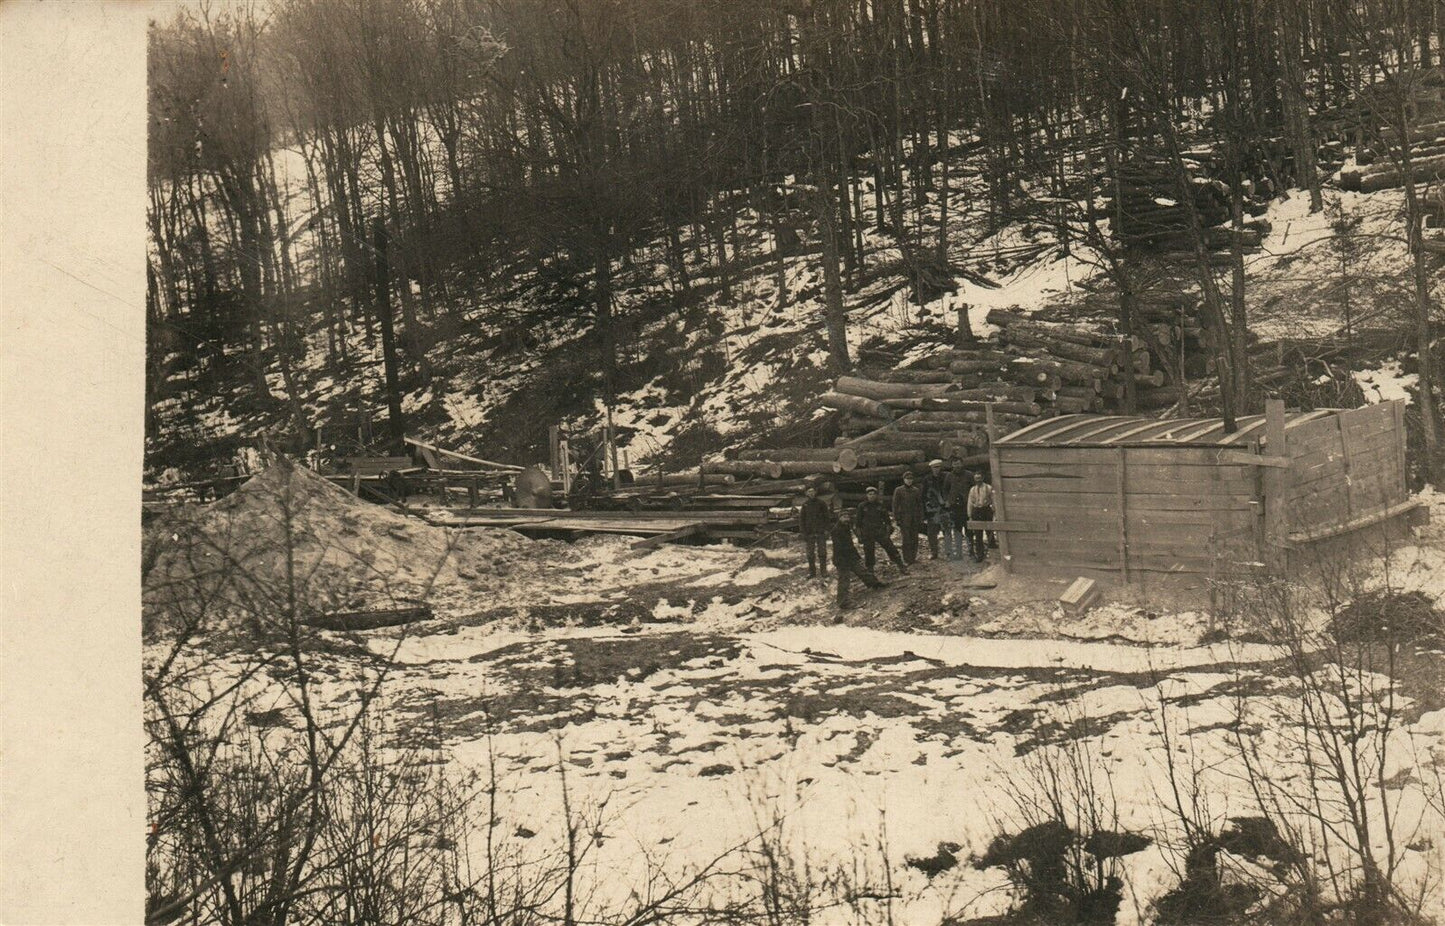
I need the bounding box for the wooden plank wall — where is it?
[998,446,1260,576]
[1285,402,1406,534]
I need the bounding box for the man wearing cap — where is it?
[798,484,831,579]
[966,471,998,562]
[920,459,949,560]
[830,508,885,608]
[854,486,908,574]
[891,470,925,565]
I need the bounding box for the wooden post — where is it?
[1263,398,1290,574]
[468,476,479,509]
[1117,446,1130,582]
[986,404,1011,573]
[549,426,561,479]
[1339,414,1357,519]
[1393,399,1408,503]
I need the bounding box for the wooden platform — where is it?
[425,506,768,539]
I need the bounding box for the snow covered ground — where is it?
[150,497,1445,924]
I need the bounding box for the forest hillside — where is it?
[145,0,1445,482]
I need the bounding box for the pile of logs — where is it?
[1340,120,1445,193]
[598,443,954,526]
[1110,158,1272,253]
[815,295,1242,443]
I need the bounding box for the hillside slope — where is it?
[146,145,1440,482]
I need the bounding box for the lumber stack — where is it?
[1108,158,1273,253]
[1339,118,1445,192]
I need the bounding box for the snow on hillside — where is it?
[1248,187,1439,339]
[149,135,1435,478]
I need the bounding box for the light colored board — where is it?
[1216,452,1290,468]
[964,519,1048,532]
[435,507,768,524]
[1286,415,1344,444]
[1288,498,1425,543]
[1008,503,1257,531]
[999,446,1251,466]
[1340,433,1406,460]
[1291,463,1373,495]
[1288,441,1346,463]
[1002,491,1256,512]
[1009,548,1262,574]
[1286,429,1350,457]
[1339,401,1398,432]
[630,523,705,549]
[1000,462,1257,484]
[1292,446,1398,483]
[1290,435,1395,469]
[1060,577,1101,613]
[1010,532,1255,557]
[404,437,522,471]
[1003,475,1255,496]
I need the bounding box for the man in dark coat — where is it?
[831,509,885,609]
[891,471,925,565]
[854,486,908,574]
[798,484,831,578]
[944,459,971,560]
[919,459,949,560]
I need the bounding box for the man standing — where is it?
[831,509,885,609]
[891,471,925,565]
[966,471,997,562]
[920,459,949,560]
[798,484,831,579]
[855,486,908,574]
[945,459,970,561]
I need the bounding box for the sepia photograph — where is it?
[124,0,1445,922]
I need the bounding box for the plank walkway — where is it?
[425,506,769,539]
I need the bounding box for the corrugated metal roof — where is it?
[995,411,1337,447]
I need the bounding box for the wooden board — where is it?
[404,437,521,472]
[996,491,1256,513]
[1008,547,1261,574]
[1060,577,1100,614]
[1003,475,1255,496]
[1000,446,1246,466]
[1288,498,1426,544]
[435,506,769,524]
[964,519,1048,533]
[1006,502,1256,531]
[1000,461,1257,483]
[630,523,705,549]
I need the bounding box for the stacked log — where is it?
[1339,151,1445,193]
[1106,155,1276,255]
[986,309,1185,406]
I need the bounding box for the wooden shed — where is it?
[985,400,1423,584]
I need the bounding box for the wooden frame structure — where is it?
[989,400,1421,583]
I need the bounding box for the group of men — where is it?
[798,458,998,608]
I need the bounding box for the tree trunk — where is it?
[1403,165,1444,484]
[816,182,851,371]
[372,218,406,452]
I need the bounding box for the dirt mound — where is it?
[144,457,535,635]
